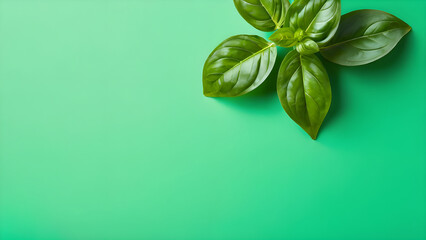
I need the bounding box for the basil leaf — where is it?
[320,10,411,66]
[296,39,319,55]
[234,0,290,32]
[269,27,297,47]
[277,50,331,139]
[203,35,277,97]
[284,0,341,47]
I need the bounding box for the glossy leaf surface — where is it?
[320,10,411,66]
[277,50,331,139]
[296,39,319,55]
[203,35,277,97]
[284,0,341,46]
[269,27,297,47]
[234,0,290,32]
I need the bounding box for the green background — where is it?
[0,0,425,239]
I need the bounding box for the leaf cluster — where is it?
[203,0,411,139]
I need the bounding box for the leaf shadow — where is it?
[320,58,342,131]
[344,32,414,79]
[320,32,413,131]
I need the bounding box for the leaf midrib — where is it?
[299,54,314,134]
[259,0,279,28]
[305,0,329,33]
[214,43,275,83]
[319,27,410,50]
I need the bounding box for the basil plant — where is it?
[202,0,411,139]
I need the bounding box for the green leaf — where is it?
[277,50,331,139]
[203,35,277,97]
[296,38,320,55]
[284,0,341,47]
[320,10,411,66]
[234,0,290,32]
[269,27,297,47]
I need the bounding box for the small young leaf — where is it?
[269,27,298,47]
[293,28,305,41]
[203,35,277,97]
[320,10,411,66]
[277,50,332,139]
[296,39,320,55]
[284,0,341,46]
[234,0,290,32]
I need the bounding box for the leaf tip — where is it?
[302,127,319,140]
[308,130,318,140]
[305,124,322,140]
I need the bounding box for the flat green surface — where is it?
[0,0,425,239]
